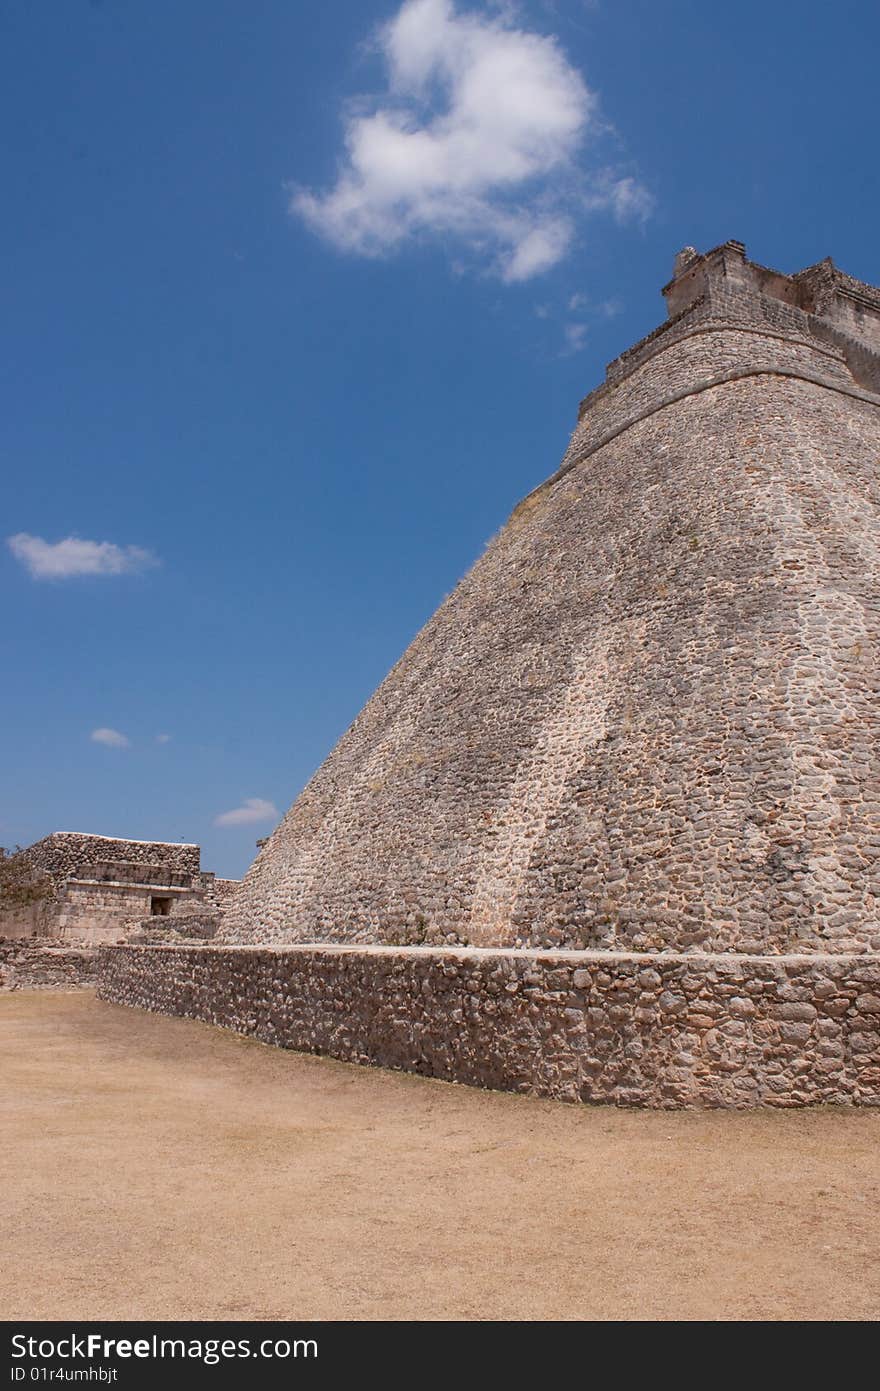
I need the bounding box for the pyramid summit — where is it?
[101,241,880,1108]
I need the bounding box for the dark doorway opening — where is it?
[150,896,172,916]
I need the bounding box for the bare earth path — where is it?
[2,992,879,1321]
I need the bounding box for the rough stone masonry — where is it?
[99,241,880,1107]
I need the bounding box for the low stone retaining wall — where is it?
[0,942,99,990]
[96,944,880,1108]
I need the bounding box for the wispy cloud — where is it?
[7,533,159,581]
[561,321,588,354]
[291,0,650,282]
[214,797,278,828]
[596,174,653,223]
[155,733,172,744]
[545,287,624,353]
[91,727,130,749]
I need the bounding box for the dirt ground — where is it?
[2,991,879,1321]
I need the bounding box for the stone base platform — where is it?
[0,942,99,990]
[96,944,880,1109]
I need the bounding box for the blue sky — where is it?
[3,0,878,878]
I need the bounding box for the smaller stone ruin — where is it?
[0,832,239,988]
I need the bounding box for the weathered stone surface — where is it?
[97,945,880,1109]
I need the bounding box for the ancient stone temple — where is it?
[100,241,880,1108]
[1,832,238,943]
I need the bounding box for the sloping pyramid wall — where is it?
[222,243,880,957]
[100,242,880,1107]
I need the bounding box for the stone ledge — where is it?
[104,942,880,962]
[97,945,880,1110]
[545,364,880,502]
[66,879,193,893]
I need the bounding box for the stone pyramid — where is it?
[223,240,880,959]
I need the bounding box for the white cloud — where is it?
[598,296,622,318]
[155,733,172,744]
[605,175,653,223]
[562,321,588,354]
[290,0,649,281]
[214,798,278,828]
[7,533,159,581]
[91,728,130,749]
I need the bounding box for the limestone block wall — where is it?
[87,860,193,888]
[55,880,192,944]
[197,875,241,914]
[0,899,52,940]
[97,945,880,1109]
